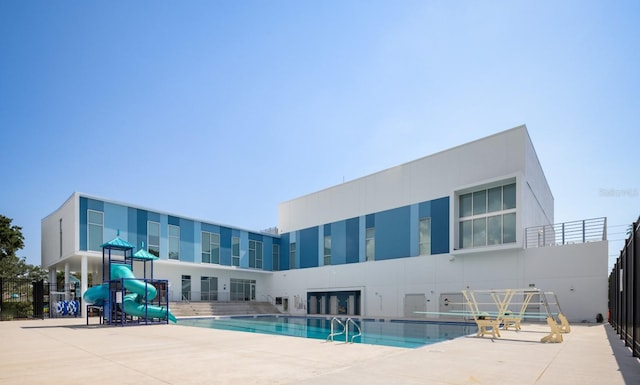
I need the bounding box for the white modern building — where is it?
[41,125,608,322]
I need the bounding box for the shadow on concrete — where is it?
[20,323,108,330]
[605,323,640,384]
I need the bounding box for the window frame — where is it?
[201,231,220,264]
[458,182,517,249]
[87,209,104,252]
[249,239,263,269]
[147,221,160,257]
[232,236,240,266]
[168,224,180,260]
[365,227,375,261]
[323,235,331,265]
[419,217,431,256]
[289,242,296,269]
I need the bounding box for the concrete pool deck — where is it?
[1,318,639,385]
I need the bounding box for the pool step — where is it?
[169,301,279,317]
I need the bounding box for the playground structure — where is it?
[460,288,570,343]
[82,233,176,325]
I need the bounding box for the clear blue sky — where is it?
[1,1,638,271]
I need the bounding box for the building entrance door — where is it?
[181,275,191,301]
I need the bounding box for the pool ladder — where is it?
[326,317,362,343]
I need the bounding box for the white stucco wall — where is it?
[41,193,78,269]
[152,263,272,302]
[265,241,608,323]
[279,125,533,233]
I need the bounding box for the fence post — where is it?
[32,280,45,320]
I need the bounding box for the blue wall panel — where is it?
[192,221,201,262]
[375,206,410,260]
[201,222,219,234]
[431,196,450,254]
[331,221,346,265]
[179,218,195,263]
[168,215,180,226]
[300,227,319,268]
[220,226,232,266]
[280,233,290,270]
[104,202,128,245]
[419,201,431,218]
[409,204,419,257]
[147,211,160,223]
[136,209,148,251]
[79,197,87,250]
[127,207,138,252]
[366,214,375,228]
[239,231,249,267]
[345,217,360,264]
[318,226,324,266]
[263,236,273,271]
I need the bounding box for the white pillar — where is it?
[64,263,70,301]
[49,267,56,288]
[81,255,88,316]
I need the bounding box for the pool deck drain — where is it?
[1,318,639,385]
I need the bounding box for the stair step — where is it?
[168,301,279,317]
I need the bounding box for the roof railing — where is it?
[524,217,607,248]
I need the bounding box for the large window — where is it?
[168,225,180,260]
[324,235,331,265]
[249,240,263,269]
[232,236,240,266]
[366,227,375,261]
[272,244,280,271]
[289,242,296,269]
[148,221,160,257]
[201,231,220,264]
[87,210,103,251]
[230,278,255,301]
[419,217,431,255]
[459,182,516,249]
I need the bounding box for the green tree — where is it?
[0,215,47,280]
[0,215,24,261]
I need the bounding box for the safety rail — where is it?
[525,217,606,248]
[346,318,362,343]
[326,317,362,343]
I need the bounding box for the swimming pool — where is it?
[178,316,477,348]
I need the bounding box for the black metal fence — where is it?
[0,278,45,320]
[609,219,640,358]
[0,278,82,321]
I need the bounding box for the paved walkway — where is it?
[1,318,639,385]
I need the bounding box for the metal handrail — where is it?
[326,317,363,343]
[326,317,345,342]
[345,318,362,343]
[524,217,606,248]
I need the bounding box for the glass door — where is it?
[181,275,191,301]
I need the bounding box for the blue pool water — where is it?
[178,316,477,348]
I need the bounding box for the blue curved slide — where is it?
[83,264,176,323]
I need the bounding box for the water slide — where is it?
[83,264,176,323]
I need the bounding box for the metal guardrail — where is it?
[609,219,640,358]
[524,217,607,248]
